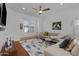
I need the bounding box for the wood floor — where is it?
[14,41,30,56]
[0,41,30,56]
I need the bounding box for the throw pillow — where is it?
[65,39,77,52]
[43,32,48,36]
[59,38,70,48]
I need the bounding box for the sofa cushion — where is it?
[44,44,71,56]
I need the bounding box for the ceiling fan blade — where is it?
[32,8,38,11]
[32,8,39,13]
[42,8,50,11]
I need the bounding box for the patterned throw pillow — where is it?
[65,39,77,52]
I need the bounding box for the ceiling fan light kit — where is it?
[38,10,42,14]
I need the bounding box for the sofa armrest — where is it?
[44,39,71,56]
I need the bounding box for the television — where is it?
[0,3,7,30]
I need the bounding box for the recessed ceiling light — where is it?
[22,7,26,10]
[60,3,63,6]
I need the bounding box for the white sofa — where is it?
[44,39,79,56]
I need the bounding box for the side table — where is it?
[0,42,16,56]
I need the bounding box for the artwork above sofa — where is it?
[52,21,62,30]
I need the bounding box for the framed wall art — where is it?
[52,21,61,30]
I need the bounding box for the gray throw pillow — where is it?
[59,38,70,48]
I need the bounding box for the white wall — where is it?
[6,8,39,39]
[43,15,74,36]
[43,7,79,37]
[0,6,41,50]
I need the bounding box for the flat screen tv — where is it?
[0,3,7,30]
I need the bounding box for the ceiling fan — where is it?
[32,6,50,15]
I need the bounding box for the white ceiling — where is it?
[6,3,79,18]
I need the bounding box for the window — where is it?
[23,20,34,33]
